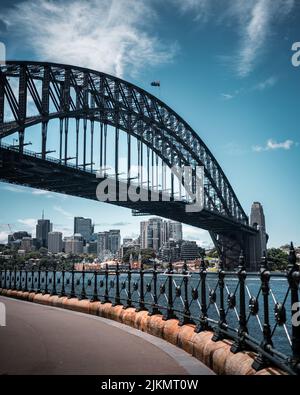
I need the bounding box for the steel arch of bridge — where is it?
[0,61,258,269]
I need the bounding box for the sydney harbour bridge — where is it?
[0,61,263,270]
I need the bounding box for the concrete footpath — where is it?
[0,295,214,375]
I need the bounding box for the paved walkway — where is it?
[0,296,214,375]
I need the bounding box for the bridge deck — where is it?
[0,146,257,235]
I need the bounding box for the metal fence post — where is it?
[24,266,28,292]
[287,242,300,374]
[18,266,22,291]
[12,266,16,290]
[79,265,86,300]
[3,265,7,290]
[51,264,57,296]
[196,257,208,332]
[103,263,110,304]
[231,253,248,353]
[113,262,120,306]
[69,262,76,298]
[60,268,66,297]
[91,270,98,302]
[149,261,160,316]
[163,261,176,320]
[30,267,35,293]
[179,261,192,325]
[124,261,132,309]
[137,261,146,312]
[252,253,273,370]
[212,254,227,341]
[9,267,12,289]
[43,268,48,295]
[37,266,41,293]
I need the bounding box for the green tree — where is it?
[267,248,289,271]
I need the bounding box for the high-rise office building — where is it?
[162,220,183,244]
[140,221,148,249]
[87,241,98,255]
[108,230,121,254]
[64,234,83,254]
[148,218,162,251]
[97,230,121,256]
[141,218,182,252]
[36,211,52,248]
[97,231,109,256]
[140,218,163,252]
[74,217,93,243]
[20,237,33,252]
[168,221,182,242]
[48,232,63,254]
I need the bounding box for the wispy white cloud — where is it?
[32,190,49,195]
[1,183,66,200]
[171,0,295,77]
[3,0,176,78]
[52,224,73,237]
[0,231,10,244]
[182,225,210,247]
[174,0,211,21]
[221,93,234,100]
[3,185,25,193]
[17,218,37,227]
[253,139,295,152]
[53,205,74,220]
[17,218,37,236]
[254,75,278,91]
[224,142,247,156]
[32,189,56,199]
[220,88,241,100]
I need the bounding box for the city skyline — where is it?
[5,211,186,244]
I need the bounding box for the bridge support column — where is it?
[41,122,48,160]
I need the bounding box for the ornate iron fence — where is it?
[0,244,299,375]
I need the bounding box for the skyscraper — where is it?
[108,230,121,254]
[140,218,163,252]
[48,232,63,253]
[36,211,52,248]
[141,218,183,251]
[165,220,182,242]
[74,217,93,243]
[20,237,33,253]
[64,234,84,254]
[140,221,148,249]
[97,231,109,256]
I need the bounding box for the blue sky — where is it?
[0,0,299,247]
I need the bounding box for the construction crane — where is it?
[6,224,15,241]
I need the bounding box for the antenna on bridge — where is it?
[42,209,44,220]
